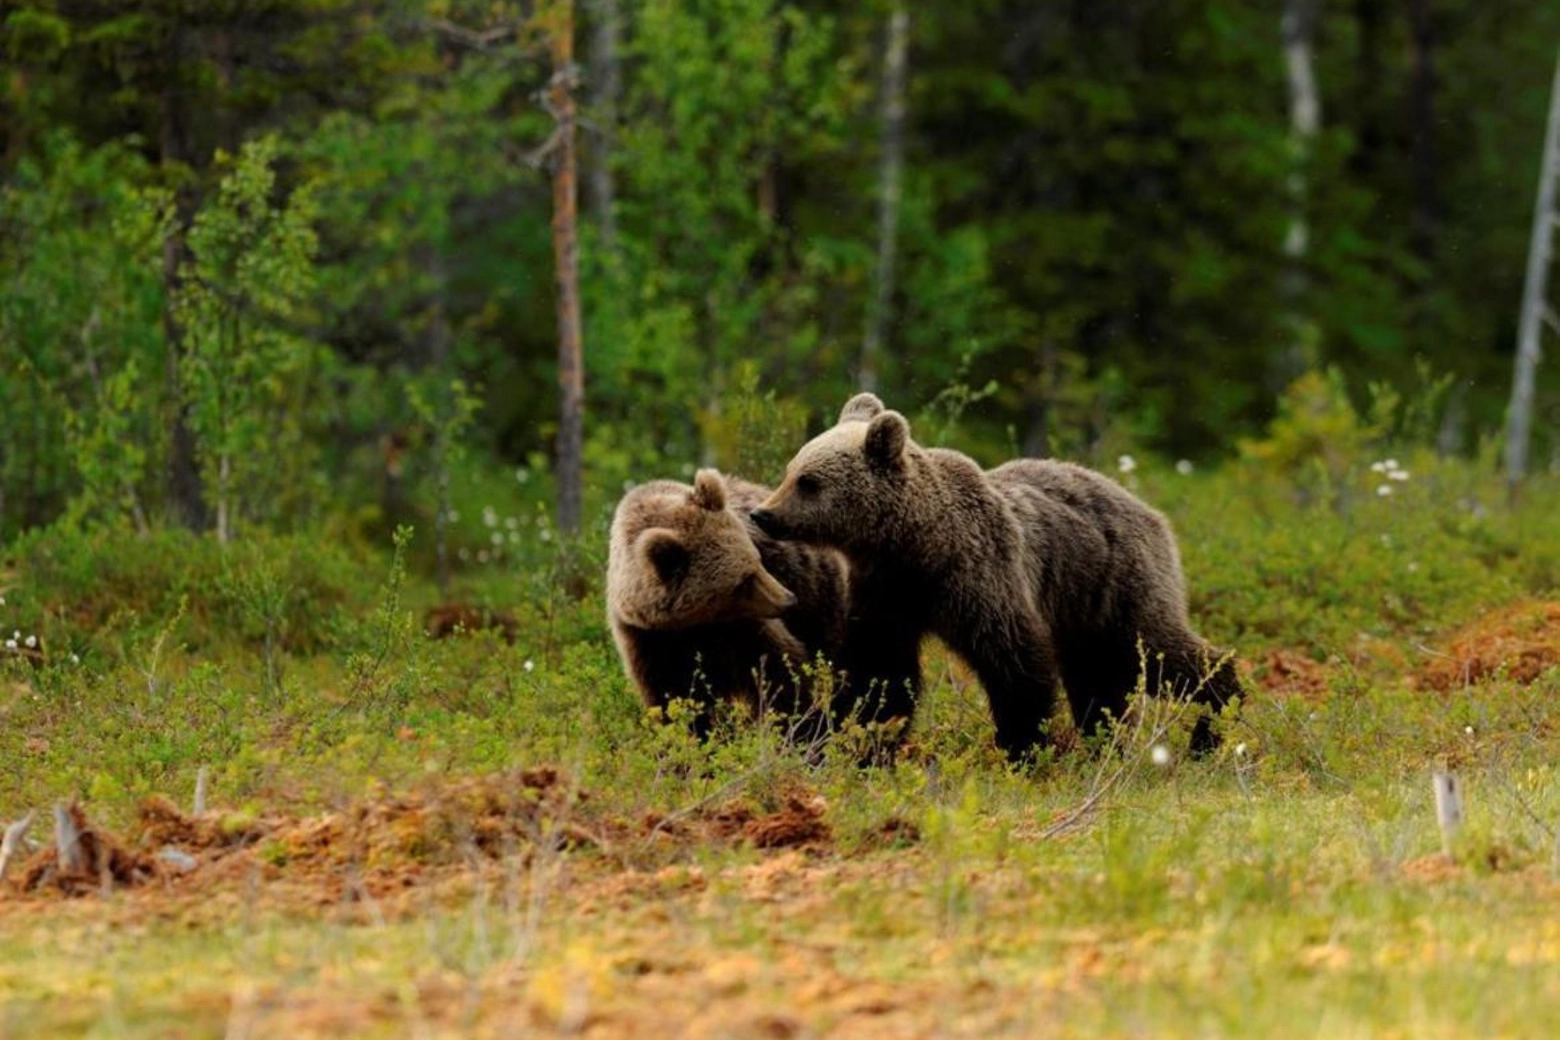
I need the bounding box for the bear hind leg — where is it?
[1057,638,1140,747]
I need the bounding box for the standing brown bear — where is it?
[751,393,1240,760]
[608,469,849,739]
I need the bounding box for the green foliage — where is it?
[0,135,170,534]
[176,135,325,541]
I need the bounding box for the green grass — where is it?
[2,453,1560,1038]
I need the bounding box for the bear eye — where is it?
[795,474,821,496]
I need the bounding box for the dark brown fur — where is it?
[607,469,849,738]
[752,394,1241,760]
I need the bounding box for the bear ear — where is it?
[640,529,690,583]
[690,469,726,512]
[864,411,909,470]
[840,392,885,424]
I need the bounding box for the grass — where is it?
[3,446,1560,1038]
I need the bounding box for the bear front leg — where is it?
[959,611,1060,762]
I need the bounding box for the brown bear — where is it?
[751,393,1240,760]
[607,468,850,739]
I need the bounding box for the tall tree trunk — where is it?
[1406,0,1439,263]
[587,0,620,255]
[1349,0,1384,179]
[860,5,909,395]
[159,27,208,532]
[550,1,585,538]
[1505,45,1560,496]
[1277,0,1321,385]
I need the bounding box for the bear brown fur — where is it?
[607,468,850,738]
[751,393,1241,760]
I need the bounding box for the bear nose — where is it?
[750,508,782,537]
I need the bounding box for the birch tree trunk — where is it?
[550,0,585,538]
[860,5,909,394]
[1278,0,1320,382]
[1504,45,1560,494]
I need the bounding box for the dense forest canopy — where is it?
[2,0,1558,542]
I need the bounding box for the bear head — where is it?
[751,392,912,553]
[610,469,799,630]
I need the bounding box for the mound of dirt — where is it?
[1419,601,1560,691]
[641,790,833,852]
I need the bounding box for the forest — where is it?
[3,0,1559,542]
[5,3,1560,1038]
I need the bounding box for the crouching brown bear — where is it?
[607,469,850,740]
[751,393,1241,760]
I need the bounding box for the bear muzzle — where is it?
[750,507,786,538]
[749,569,798,616]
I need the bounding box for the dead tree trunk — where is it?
[1505,44,1560,495]
[860,5,909,394]
[550,1,585,538]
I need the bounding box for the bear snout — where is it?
[750,507,785,538]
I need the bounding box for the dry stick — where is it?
[54,801,84,874]
[194,765,210,816]
[0,811,36,880]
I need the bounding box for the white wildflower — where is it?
[490,532,504,547]
[1235,742,1248,757]
[540,529,553,542]
[516,467,531,484]
[23,635,35,648]
[1464,725,1474,737]
[1175,459,1194,475]
[1117,454,1137,475]
[1369,460,1388,474]
[70,653,80,664]
[3,639,14,651]
[1376,484,1393,497]
[1388,469,1410,482]
[505,516,519,530]
[1150,744,1171,767]
[524,659,535,673]
[482,506,498,528]
[680,462,696,477]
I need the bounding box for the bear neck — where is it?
[870,446,1003,583]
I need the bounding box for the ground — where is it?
[3,459,1560,1038]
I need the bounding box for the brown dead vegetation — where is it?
[1,768,842,909]
[423,603,519,644]
[1418,600,1560,691]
